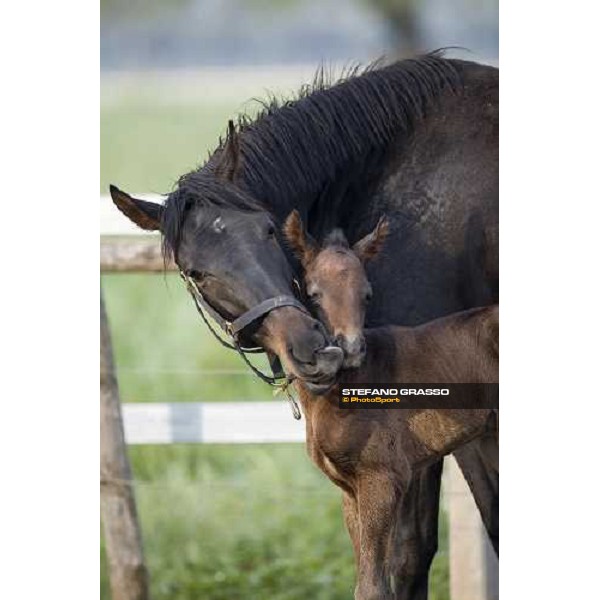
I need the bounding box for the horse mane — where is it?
[235,52,460,204]
[162,51,462,258]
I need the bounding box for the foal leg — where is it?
[354,471,399,600]
[342,491,361,571]
[389,460,443,600]
[453,434,499,554]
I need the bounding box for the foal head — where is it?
[284,210,389,368]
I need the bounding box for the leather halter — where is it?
[178,270,307,404]
[229,294,311,338]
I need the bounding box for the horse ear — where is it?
[109,185,163,231]
[353,216,390,262]
[215,120,241,182]
[283,210,316,266]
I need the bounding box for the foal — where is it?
[284,211,498,600]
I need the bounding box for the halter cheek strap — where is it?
[229,295,311,336]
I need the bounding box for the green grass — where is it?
[101,92,450,599]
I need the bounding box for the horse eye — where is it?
[308,291,321,303]
[365,290,373,302]
[266,224,276,238]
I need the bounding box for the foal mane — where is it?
[322,228,350,250]
[161,52,461,258]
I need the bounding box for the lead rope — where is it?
[227,331,301,419]
[273,379,301,420]
[179,271,302,419]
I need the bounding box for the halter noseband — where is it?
[178,269,308,417]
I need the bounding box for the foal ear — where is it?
[215,120,241,183]
[109,185,163,231]
[283,210,316,266]
[353,216,390,262]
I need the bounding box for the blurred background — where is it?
[101,2,498,598]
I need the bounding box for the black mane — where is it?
[162,52,462,257]
[237,53,459,206]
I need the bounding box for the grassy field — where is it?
[101,80,450,599]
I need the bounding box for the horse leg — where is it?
[452,433,499,554]
[388,460,443,600]
[354,471,399,600]
[342,491,361,572]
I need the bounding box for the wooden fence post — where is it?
[100,289,150,600]
[444,457,498,600]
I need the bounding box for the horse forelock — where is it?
[322,228,349,249]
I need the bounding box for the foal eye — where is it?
[365,290,373,302]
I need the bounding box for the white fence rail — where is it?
[123,401,304,445]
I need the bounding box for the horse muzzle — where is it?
[335,333,367,369]
[291,345,343,393]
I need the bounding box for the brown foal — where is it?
[284,210,499,600]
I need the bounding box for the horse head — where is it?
[110,179,343,394]
[284,210,389,369]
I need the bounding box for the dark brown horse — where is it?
[110,53,498,597]
[284,212,498,600]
